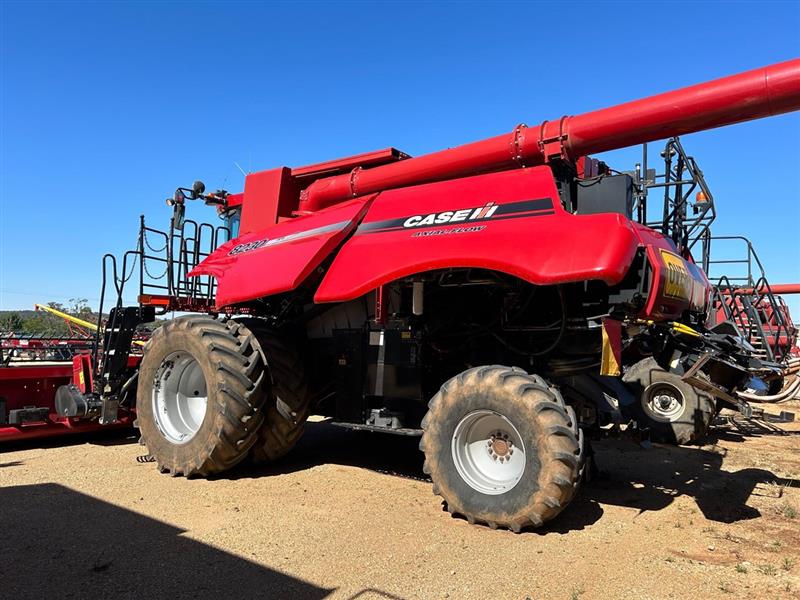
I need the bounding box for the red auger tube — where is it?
[300,59,800,212]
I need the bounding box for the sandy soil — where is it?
[1,403,799,600]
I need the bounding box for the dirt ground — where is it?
[1,402,799,600]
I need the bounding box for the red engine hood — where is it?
[189,197,373,308]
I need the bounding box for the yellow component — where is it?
[35,303,98,331]
[659,249,691,301]
[671,321,702,338]
[630,319,654,326]
[35,303,147,346]
[600,325,621,377]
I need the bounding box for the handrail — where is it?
[709,237,795,363]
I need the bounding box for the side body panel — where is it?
[190,197,373,308]
[192,165,712,321]
[631,223,710,320]
[315,167,641,303]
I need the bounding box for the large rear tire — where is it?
[136,316,268,476]
[622,357,715,445]
[420,365,584,532]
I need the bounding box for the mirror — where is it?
[171,203,185,231]
[166,188,185,207]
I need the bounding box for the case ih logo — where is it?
[357,198,555,235]
[402,203,500,228]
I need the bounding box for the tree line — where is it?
[0,299,97,336]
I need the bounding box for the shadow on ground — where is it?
[713,413,800,442]
[0,483,335,600]
[231,419,799,532]
[8,417,795,539]
[588,439,798,524]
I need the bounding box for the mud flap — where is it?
[600,318,622,377]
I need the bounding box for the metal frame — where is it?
[707,236,795,363]
[631,140,794,364]
[138,216,232,311]
[90,215,231,399]
[632,137,716,254]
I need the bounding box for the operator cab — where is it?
[220,205,241,237]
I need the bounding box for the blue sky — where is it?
[1,1,799,317]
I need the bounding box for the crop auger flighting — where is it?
[57,59,800,531]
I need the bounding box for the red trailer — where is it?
[0,336,134,441]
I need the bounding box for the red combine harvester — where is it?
[0,305,136,441]
[55,59,800,531]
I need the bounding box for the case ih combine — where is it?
[51,59,800,531]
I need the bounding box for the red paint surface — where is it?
[314,169,707,321]
[190,197,374,308]
[315,168,639,301]
[0,363,133,442]
[713,294,798,359]
[631,224,710,320]
[734,283,800,296]
[190,61,800,315]
[196,165,712,320]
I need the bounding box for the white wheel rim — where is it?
[451,410,526,495]
[642,382,685,423]
[152,351,208,444]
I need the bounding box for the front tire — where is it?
[234,319,313,464]
[420,366,584,532]
[136,316,268,476]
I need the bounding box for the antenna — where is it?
[233,161,248,177]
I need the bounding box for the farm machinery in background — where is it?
[0,304,145,441]
[49,59,800,532]
[705,239,799,400]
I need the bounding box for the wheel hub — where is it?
[642,382,685,422]
[488,431,514,461]
[152,351,208,444]
[655,394,678,412]
[452,410,526,495]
